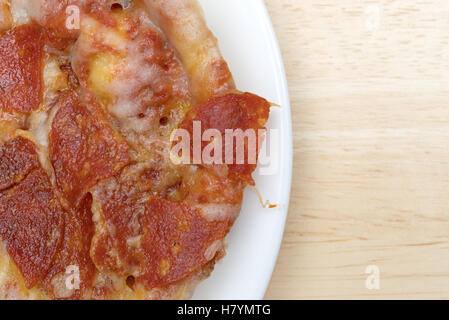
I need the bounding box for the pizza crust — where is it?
[143,0,235,103]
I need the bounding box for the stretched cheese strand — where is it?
[143,0,235,103]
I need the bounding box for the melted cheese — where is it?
[9,0,44,25]
[28,56,68,185]
[43,57,68,99]
[0,245,47,300]
[88,52,122,103]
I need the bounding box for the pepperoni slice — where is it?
[0,137,40,191]
[90,177,147,276]
[139,198,229,287]
[0,24,44,113]
[91,181,229,288]
[0,168,64,289]
[49,91,130,204]
[180,92,270,184]
[43,193,96,299]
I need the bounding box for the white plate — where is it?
[192,0,292,300]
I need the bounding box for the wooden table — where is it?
[264,0,449,299]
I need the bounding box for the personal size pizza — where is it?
[0,0,271,299]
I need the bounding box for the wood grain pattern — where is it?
[264,0,449,299]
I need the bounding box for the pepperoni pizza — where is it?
[0,0,271,299]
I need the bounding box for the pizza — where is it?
[0,0,271,299]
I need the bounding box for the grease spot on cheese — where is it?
[159,259,171,277]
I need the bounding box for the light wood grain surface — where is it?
[264,0,449,299]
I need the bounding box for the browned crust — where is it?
[143,0,236,103]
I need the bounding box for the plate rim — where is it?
[194,0,293,299]
[254,0,293,298]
